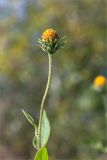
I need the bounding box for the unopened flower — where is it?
[42,29,59,41]
[93,75,106,88]
[38,28,65,54]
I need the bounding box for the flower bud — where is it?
[38,28,64,54]
[42,29,59,41]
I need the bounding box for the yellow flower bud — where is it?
[42,29,59,41]
[38,28,64,54]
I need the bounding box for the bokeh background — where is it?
[0,0,106,159]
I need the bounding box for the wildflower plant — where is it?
[91,75,107,153]
[22,29,65,160]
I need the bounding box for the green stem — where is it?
[102,94,107,144]
[38,53,52,149]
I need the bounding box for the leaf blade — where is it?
[34,147,48,160]
[33,126,38,149]
[21,109,36,127]
[41,110,50,147]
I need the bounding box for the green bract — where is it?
[38,37,64,54]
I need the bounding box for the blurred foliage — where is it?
[0,0,106,159]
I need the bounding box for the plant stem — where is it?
[102,94,107,144]
[38,53,52,149]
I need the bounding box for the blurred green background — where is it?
[0,0,106,159]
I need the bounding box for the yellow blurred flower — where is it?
[42,29,59,41]
[93,75,106,88]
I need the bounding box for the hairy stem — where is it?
[38,53,52,149]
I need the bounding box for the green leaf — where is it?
[33,126,38,149]
[21,109,36,127]
[41,110,50,147]
[34,147,48,160]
